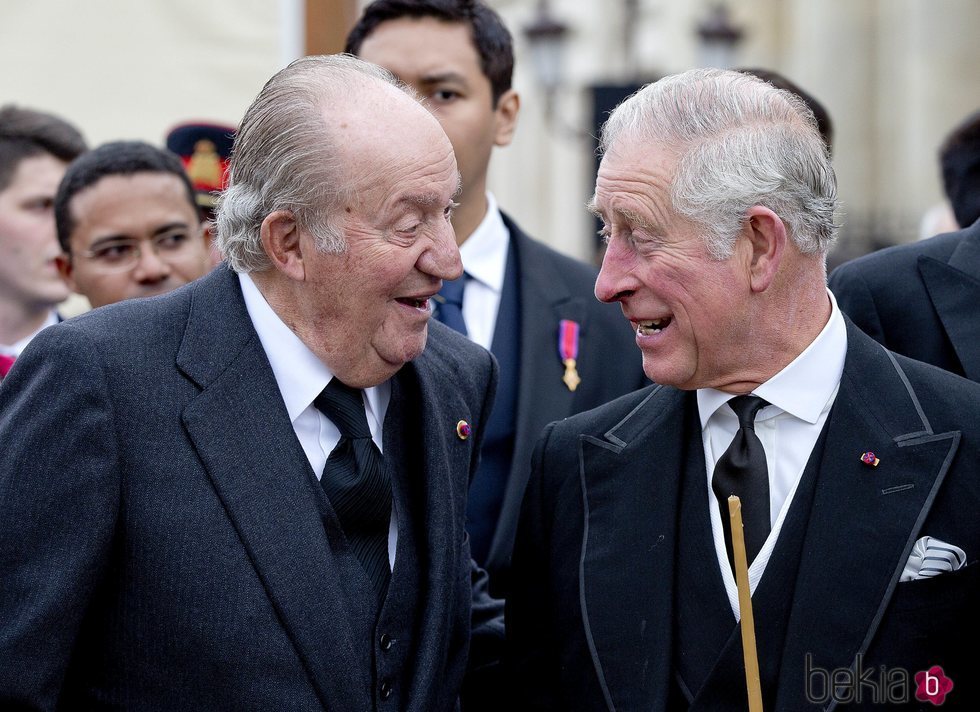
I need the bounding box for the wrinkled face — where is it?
[0,153,71,310]
[292,103,463,388]
[356,17,512,211]
[60,172,210,308]
[593,137,752,390]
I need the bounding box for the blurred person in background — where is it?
[831,107,980,382]
[0,105,86,379]
[166,121,236,266]
[54,140,213,309]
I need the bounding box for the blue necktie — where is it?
[436,274,468,335]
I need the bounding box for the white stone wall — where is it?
[0,0,292,147]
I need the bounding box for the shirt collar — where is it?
[238,273,385,430]
[458,192,509,293]
[697,289,847,428]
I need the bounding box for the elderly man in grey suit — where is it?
[0,55,501,710]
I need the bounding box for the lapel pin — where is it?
[860,451,880,467]
[558,319,581,392]
[456,420,471,440]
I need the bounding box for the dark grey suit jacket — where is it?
[507,321,980,710]
[482,215,646,596]
[830,219,980,382]
[0,267,501,710]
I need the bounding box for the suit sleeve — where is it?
[0,325,121,707]
[829,263,887,345]
[504,421,563,708]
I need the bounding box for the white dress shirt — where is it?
[239,273,397,568]
[458,192,510,351]
[0,310,58,357]
[697,291,847,619]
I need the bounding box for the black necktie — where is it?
[711,395,771,572]
[435,273,468,335]
[314,379,391,602]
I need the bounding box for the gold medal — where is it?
[562,358,581,392]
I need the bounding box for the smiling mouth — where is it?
[396,297,431,309]
[636,317,672,335]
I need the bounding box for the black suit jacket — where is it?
[482,215,646,595]
[829,219,980,382]
[507,322,980,710]
[0,267,502,710]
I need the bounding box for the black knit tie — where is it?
[314,379,391,602]
[711,395,771,572]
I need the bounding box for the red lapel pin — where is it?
[860,451,880,467]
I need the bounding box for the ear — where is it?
[54,253,77,292]
[200,221,214,252]
[260,210,306,281]
[742,205,786,293]
[201,221,222,268]
[492,89,520,147]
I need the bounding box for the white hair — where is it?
[600,68,839,258]
[216,54,400,273]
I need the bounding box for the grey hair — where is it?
[600,68,839,258]
[216,54,400,273]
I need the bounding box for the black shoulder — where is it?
[36,279,196,365]
[831,230,962,288]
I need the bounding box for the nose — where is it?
[419,220,463,281]
[594,238,637,304]
[132,244,172,283]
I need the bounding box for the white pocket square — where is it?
[900,536,967,582]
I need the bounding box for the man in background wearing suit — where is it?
[830,108,980,383]
[0,55,501,710]
[508,69,980,710]
[0,105,86,380]
[347,0,645,601]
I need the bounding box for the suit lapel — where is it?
[391,351,475,704]
[177,268,366,709]
[579,386,685,712]
[776,323,961,711]
[919,227,980,381]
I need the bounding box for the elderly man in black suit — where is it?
[0,55,502,710]
[507,69,980,710]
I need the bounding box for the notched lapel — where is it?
[177,270,365,708]
[776,330,961,711]
[919,246,980,381]
[579,386,684,712]
[392,357,473,701]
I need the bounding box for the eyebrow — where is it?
[88,221,193,246]
[395,185,461,211]
[418,71,467,87]
[585,197,654,230]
